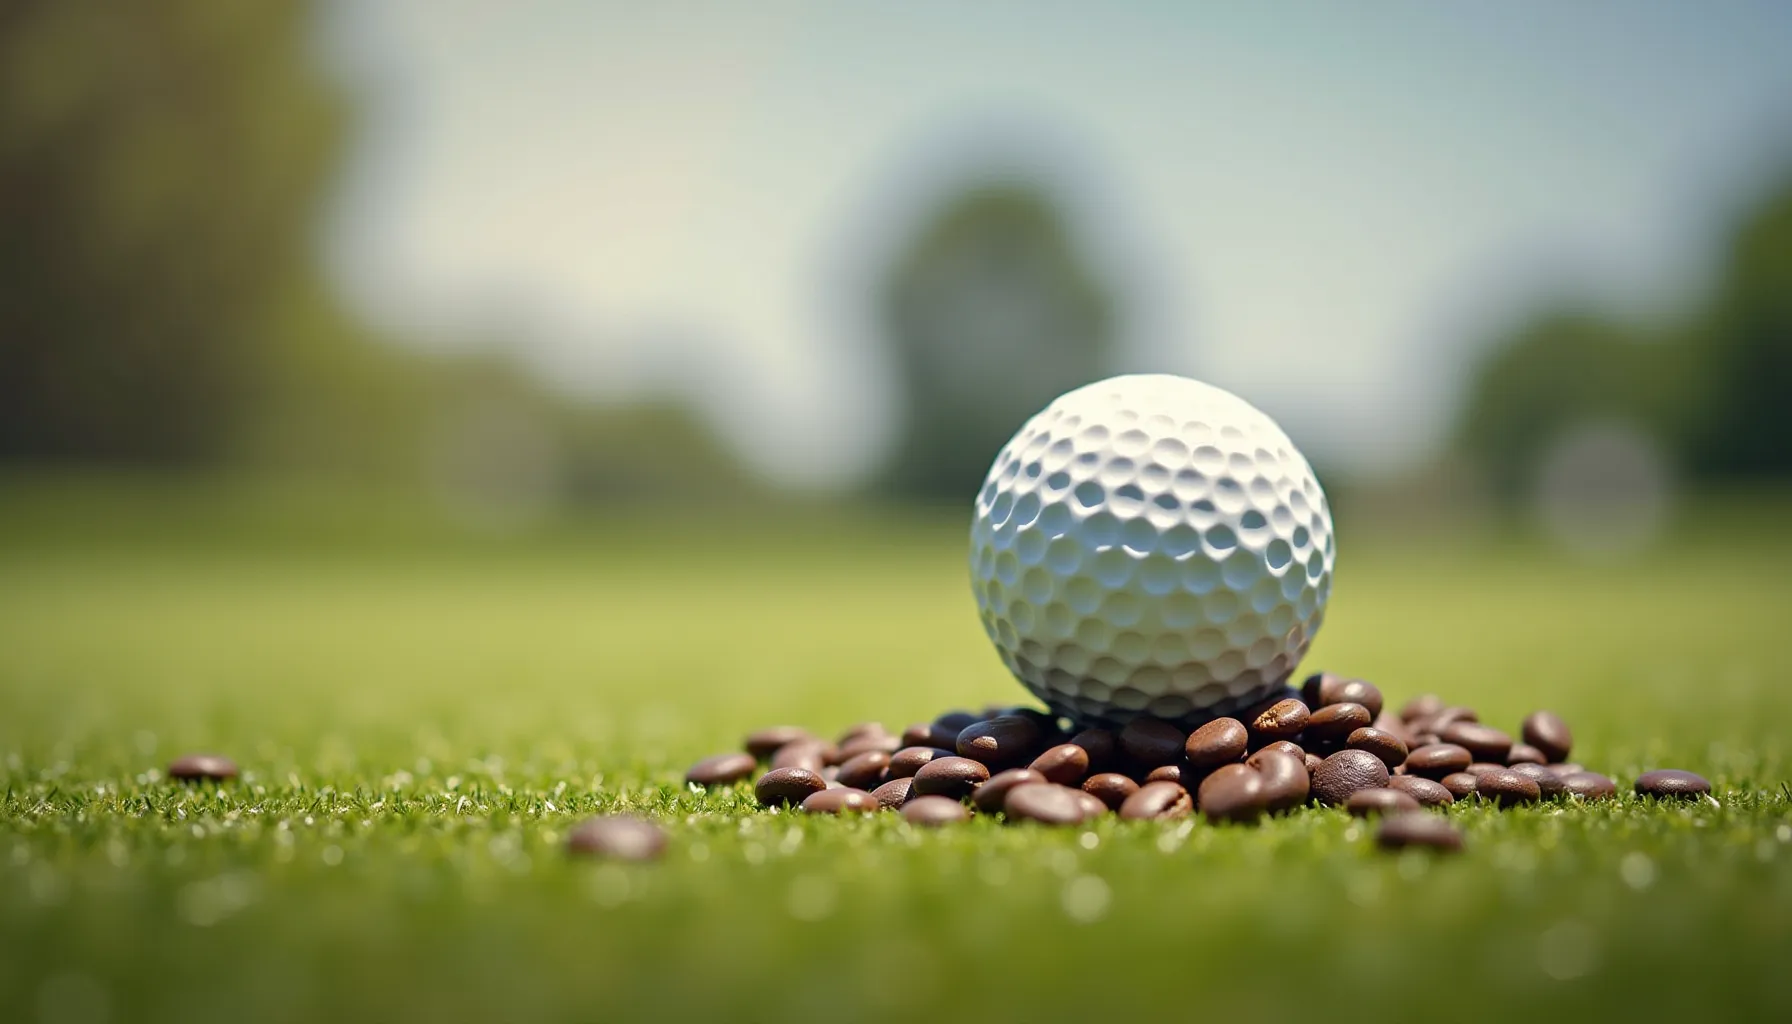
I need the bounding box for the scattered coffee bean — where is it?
[870,777,915,809]
[1185,717,1249,769]
[1070,788,1109,819]
[836,721,888,745]
[801,788,878,814]
[1385,775,1455,807]
[1431,706,1480,727]
[888,746,954,779]
[835,751,892,790]
[1346,727,1408,770]
[1004,783,1100,825]
[1303,752,1325,778]
[912,756,990,799]
[566,816,667,860]
[1119,718,1187,767]
[1252,750,1310,811]
[1247,742,1303,768]
[1311,749,1390,805]
[1068,728,1117,767]
[1082,772,1140,810]
[755,767,828,807]
[1346,787,1421,817]
[1409,733,1442,748]
[1316,677,1384,719]
[1029,743,1091,786]
[1548,763,1587,778]
[1299,671,1343,707]
[1476,768,1541,807]
[934,710,981,734]
[975,768,1047,813]
[1145,763,1190,785]
[1250,698,1310,739]
[1197,764,1267,823]
[957,716,1044,769]
[902,795,970,826]
[899,723,936,748]
[771,740,830,773]
[1465,762,1505,777]
[167,754,238,782]
[1505,744,1548,766]
[1506,763,1564,799]
[1399,694,1445,722]
[1120,780,1193,820]
[1438,722,1512,763]
[1305,702,1372,743]
[1521,711,1574,763]
[1635,769,1711,799]
[1440,772,1480,799]
[1376,813,1463,852]
[822,767,841,784]
[1560,771,1617,800]
[836,732,901,761]
[1370,713,1415,747]
[1403,743,1472,779]
[685,752,758,787]
[745,726,811,759]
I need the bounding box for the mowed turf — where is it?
[2,491,1791,1024]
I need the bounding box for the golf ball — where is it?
[969,374,1334,727]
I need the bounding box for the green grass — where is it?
[3,488,1791,1023]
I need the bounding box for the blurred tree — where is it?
[876,182,1115,500]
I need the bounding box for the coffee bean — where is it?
[957,716,1044,770]
[1250,698,1310,739]
[912,756,990,799]
[801,788,879,814]
[888,746,954,779]
[1251,750,1310,811]
[1385,775,1455,807]
[1548,763,1587,778]
[902,795,970,826]
[1299,671,1342,707]
[836,732,901,762]
[1438,722,1512,763]
[684,752,758,787]
[1145,763,1190,785]
[836,721,889,744]
[1635,769,1711,799]
[566,816,667,860]
[755,767,828,807]
[899,723,935,748]
[1506,762,1564,799]
[1409,733,1442,748]
[1505,744,1548,766]
[870,777,915,809]
[1119,718,1187,767]
[1521,711,1574,763]
[935,709,981,733]
[1346,727,1408,770]
[771,740,831,773]
[1346,788,1421,817]
[166,754,238,782]
[1370,713,1415,748]
[1082,772,1140,810]
[1304,702,1372,744]
[1327,680,1385,719]
[1311,749,1390,805]
[1440,772,1480,799]
[1119,780,1193,820]
[1560,771,1617,800]
[1432,706,1479,727]
[1303,752,1325,778]
[1375,813,1463,852]
[1249,740,1305,764]
[1004,783,1099,825]
[1029,743,1091,786]
[745,726,811,759]
[1476,768,1541,807]
[835,751,892,790]
[1184,717,1249,769]
[1068,728,1118,767]
[1197,764,1267,823]
[1399,694,1445,723]
[1403,743,1472,780]
[1465,762,1505,777]
[974,768,1047,813]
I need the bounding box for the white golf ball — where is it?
[969,374,1335,726]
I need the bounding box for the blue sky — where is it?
[320,1,1792,485]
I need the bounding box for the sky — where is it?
[319,1,1792,486]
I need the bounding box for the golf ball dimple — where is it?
[970,374,1335,727]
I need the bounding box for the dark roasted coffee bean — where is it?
[771,740,831,772]
[1506,763,1564,799]
[836,721,889,745]
[902,795,970,826]
[1370,713,1415,748]
[1549,763,1587,778]
[1246,742,1304,769]
[1346,727,1408,770]
[566,816,667,860]
[801,788,878,814]
[975,768,1047,813]
[1029,744,1091,786]
[1376,813,1463,852]
[1069,788,1108,818]
[1439,722,1512,763]
[1324,679,1385,719]
[1299,671,1341,707]
[1466,762,1505,777]
[1068,728,1117,768]
[1386,775,1455,807]
[1409,733,1441,748]
[1311,749,1390,805]
[1635,769,1711,799]
[167,754,238,782]
[1404,743,1472,780]
[957,716,1044,770]
[1560,771,1617,800]
[1304,752,1325,779]
[1346,788,1421,817]
[836,733,901,762]
[1432,706,1479,727]
[1082,772,1140,810]
[1505,744,1548,766]
[685,752,758,787]
[1119,718,1187,767]
[888,746,954,779]
[835,751,892,790]
[899,723,935,748]
[1304,702,1372,743]
[1119,780,1193,820]
[870,777,914,809]
[1476,768,1541,807]
[1185,717,1249,769]
[1521,711,1574,763]
[1252,750,1310,811]
[1197,764,1266,823]
[934,710,981,734]
[745,726,811,759]
[1399,694,1445,723]
[1145,762,1191,785]
[1004,783,1099,825]
[1250,698,1310,739]
[822,767,841,784]
[756,767,828,807]
[911,756,990,799]
[1440,772,1480,799]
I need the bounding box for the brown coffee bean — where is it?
[1506,762,1564,799]
[1403,743,1472,779]
[1432,706,1479,727]
[1440,772,1480,799]
[1119,780,1193,820]
[1311,749,1390,805]
[1635,769,1711,799]
[957,715,1044,769]
[1346,788,1421,817]
[1399,694,1445,722]
[1476,768,1541,807]
[1070,787,1109,819]
[887,746,954,779]
[1304,702,1372,743]
[1303,752,1325,778]
[1409,733,1442,748]
[899,723,935,748]
[836,732,901,762]
[1004,783,1099,825]
[974,768,1047,813]
[1184,717,1249,769]
[1250,698,1310,739]
[1521,711,1574,763]
[902,795,970,826]
[1029,743,1091,786]
[801,788,878,814]
[1249,740,1305,763]
[745,726,811,759]
[1251,750,1310,811]
[771,740,831,772]
[934,709,981,732]
[911,756,990,799]
[1142,763,1187,786]
[1346,727,1408,770]
[836,721,888,744]
[1067,728,1117,767]
[870,777,915,809]
[1438,722,1512,763]
[1298,671,1341,707]
[755,767,828,807]
[167,754,238,782]
[566,816,667,860]
[1376,813,1463,852]
[1370,713,1415,747]
[1119,718,1187,767]
[1466,762,1505,777]
[684,752,758,787]
[1327,680,1385,719]
[835,751,892,790]
[1385,775,1455,807]
[1548,763,1587,778]
[1505,744,1548,766]
[1082,772,1140,810]
[1197,764,1267,823]
[1560,771,1617,801]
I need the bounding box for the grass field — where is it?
[3,483,1791,1023]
